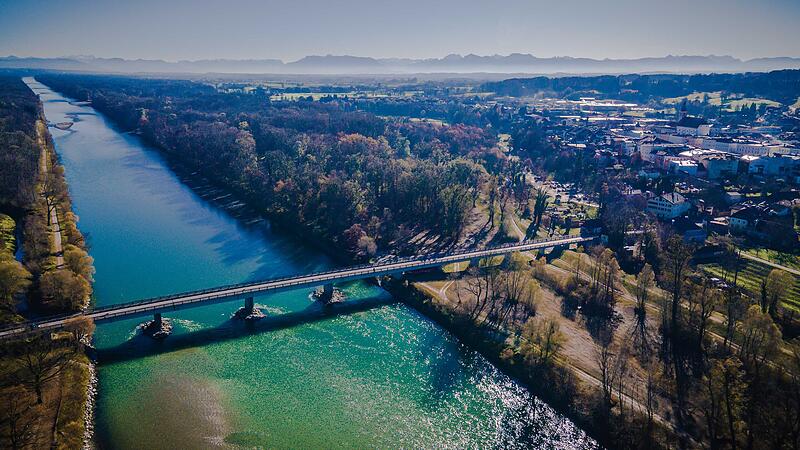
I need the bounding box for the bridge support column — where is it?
[500,252,513,269]
[139,312,172,339]
[469,257,481,268]
[313,283,343,304]
[321,283,334,302]
[233,296,264,321]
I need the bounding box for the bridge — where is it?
[0,234,596,340]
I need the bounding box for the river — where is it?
[24,77,597,449]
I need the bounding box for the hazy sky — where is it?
[1,0,799,61]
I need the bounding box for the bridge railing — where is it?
[0,234,595,334]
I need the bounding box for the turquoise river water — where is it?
[24,77,597,449]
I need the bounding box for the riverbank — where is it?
[33,78,599,447]
[0,78,96,449]
[35,91,95,450]
[383,277,604,445]
[392,275,673,449]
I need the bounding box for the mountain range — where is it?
[2,54,800,75]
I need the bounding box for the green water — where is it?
[26,77,597,449]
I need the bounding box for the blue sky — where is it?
[1,0,799,61]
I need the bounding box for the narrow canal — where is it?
[25,77,597,449]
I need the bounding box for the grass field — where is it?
[724,98,782,111]
[662,91,782,111]
[663,91,723,106]
[700,258,800,312]
[742,247,800,272]
[442,261,470,273]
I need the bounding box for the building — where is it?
[702,154,740,180]
[672,217,707,243]
[647,192,690,219]
[745,154,800,181]
[638,136,687,162]
[675,116,711,136]
[669,159,699,175]
[729,207,757,232]
[725,191,743,205]
[729,203,798,248]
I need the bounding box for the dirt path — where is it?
[508,215,525,241]
[37,120,64,268]
[415,275,673,430]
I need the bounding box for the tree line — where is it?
[38,74,524,258]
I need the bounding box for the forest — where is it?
[37,73,532,259]
[0,75,95,449]
[482,70,800,104]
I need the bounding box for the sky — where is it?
[1,0,799,61]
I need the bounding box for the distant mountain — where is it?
[0,56,92,71]
[287,55,384,73]
[2,54,800,75]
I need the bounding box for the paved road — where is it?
[0,234,595,339]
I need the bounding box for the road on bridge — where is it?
[0,234,595,339]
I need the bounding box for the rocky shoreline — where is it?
[82,360,97,450]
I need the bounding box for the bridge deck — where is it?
[0,235,595,339]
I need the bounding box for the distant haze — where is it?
[1,0,799,62]
[3,54,800,76]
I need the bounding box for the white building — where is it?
[675,116,711,136]
[647,193,690,220]
[669,159,699,175]
[746,154,800,180]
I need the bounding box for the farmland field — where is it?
[700,258,800,312]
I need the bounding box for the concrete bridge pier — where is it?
[233,296,264,320]
[469,257,481,268]
[320,283,334,302]
[313,282,344,304]
[500,252,514,269]
[140,312,172,339]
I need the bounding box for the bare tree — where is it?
[631,263,655,359]
[11,335,75,404]
[687,280,720,359]
[0,387,40,450]
[464,266,501,324]
[760,268,792,318]
[520,317,563,367]
[644,364,659,442]
[702,357,746,450]
[661,235,693,424]
[738,305,782,378]
[498,257,537,326]
[596,329,616,410]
